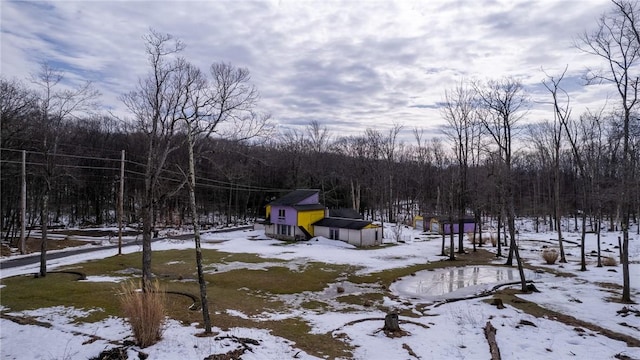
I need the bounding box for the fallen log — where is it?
[484,321,501,360]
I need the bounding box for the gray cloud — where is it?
[1,0,617,142]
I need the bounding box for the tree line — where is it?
[2,78,637,238]
[1,2,638,305]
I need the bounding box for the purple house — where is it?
[426,215,476,235]
[263,189,326,241]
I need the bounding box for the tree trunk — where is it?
[555,167,567,263]
[187,132,212,333]
[141,198,153,291]
[497,213,504,259]
[449,219,455,260]
[457,216,465,254]
[580,211,587,272]
[39,191,49,277]
[507,201,527,292]
[596,211,602,267]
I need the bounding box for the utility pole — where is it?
[118,150,125,255]
[20,150,26,255]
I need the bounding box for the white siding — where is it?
[313,225,379,247]
[314,226,331,239]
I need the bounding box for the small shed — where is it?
[424,215,476,235]
[413,215,424,230]
[313,217,380,247]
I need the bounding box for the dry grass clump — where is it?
[119,280,166,348]
[602,256,618,266]
[542,249,559,264]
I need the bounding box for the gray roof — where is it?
[293,204,326,211]
[313,217,372,230]
[269,189,319,206]
[329,208,363,219]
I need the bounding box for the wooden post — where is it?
[20,150,26,254]
[118,150,125,255]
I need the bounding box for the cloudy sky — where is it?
[1,0,615,141]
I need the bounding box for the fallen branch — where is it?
[433,280,535,307]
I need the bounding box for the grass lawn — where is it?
[0,247,524,358]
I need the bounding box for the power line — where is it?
[0,159,120,172]
[1,149,290,193]
[1,148,122,163]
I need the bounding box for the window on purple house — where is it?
[278,209,285,219]
[277,224,291,236]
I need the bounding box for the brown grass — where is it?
[119,280,166,348]
[542,249,559,264]
[602,256,618,266]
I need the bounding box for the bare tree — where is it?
[176,58,268,333]
[475,77,529,292]
[381,123,403,224]
[30,62,100,277]
[527,119,568,263]
[539,67,572,263]
[577,0,639,302]
[306,120,331,153]
[0,78,38,253]
[578,109,610,267]
[441,81,476,254]
[121,30,186,291]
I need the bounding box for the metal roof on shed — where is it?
[313,217,372,230]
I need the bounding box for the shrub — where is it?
[119,280,166,348]
[467,232,486,245]
[542,249,559,265]
[602,256,618,266]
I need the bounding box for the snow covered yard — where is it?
[0,224,638,360]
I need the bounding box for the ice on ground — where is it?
[391,265,554,301]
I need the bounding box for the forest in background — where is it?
[1,80,638,235]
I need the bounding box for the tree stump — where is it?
[383,313,401,332]
[484,321,501,360]
[491,298,505,309]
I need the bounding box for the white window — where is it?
[278,209,285,219]
[278,224,291,236]
[329,228,339,240]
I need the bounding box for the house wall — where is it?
[313,225,379,247]
[429,219,440,233]
[265,205,298,240]
[270,205,298,226]
[361,227,380,247]
[345,229,360,246]
[297,209,325,237]
[442,222,476,234]
[429,218,476,235]
[313,226,331,239]
[413,215,424,230]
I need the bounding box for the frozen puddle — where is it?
[390,266,551,302]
